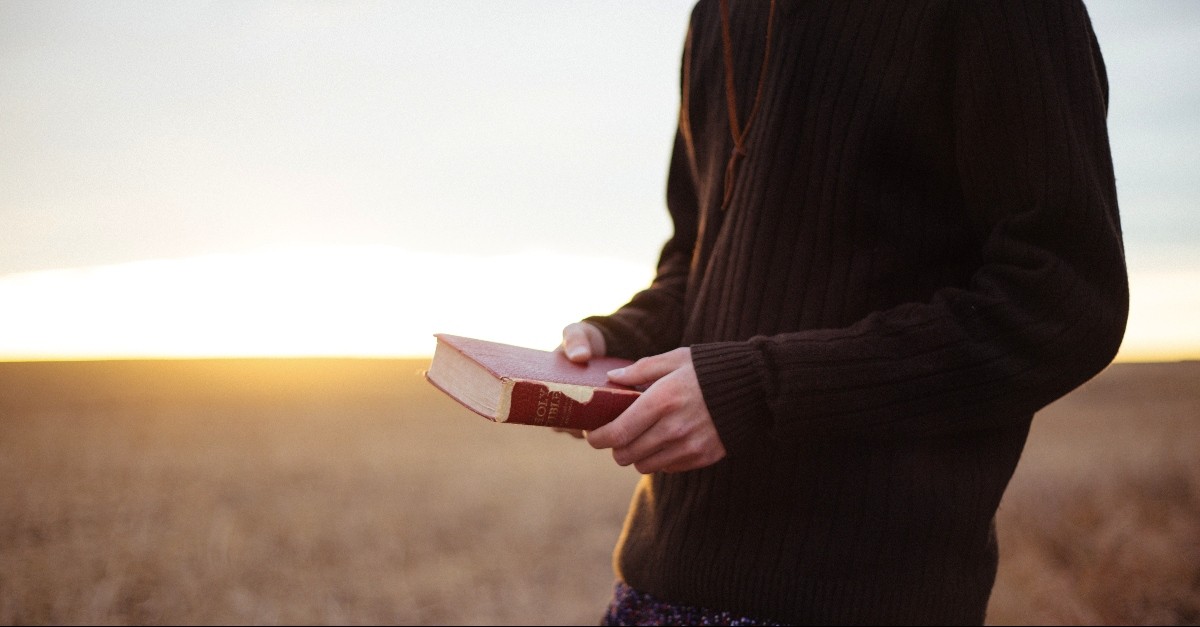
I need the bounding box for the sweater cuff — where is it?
[690,341,772,457]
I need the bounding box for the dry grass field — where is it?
[1,358,1197,625]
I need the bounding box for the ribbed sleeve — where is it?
[714,0,1128,445]
[688,340,770,456]
[587,1,1127,624]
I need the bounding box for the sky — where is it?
[0,0,1197,361]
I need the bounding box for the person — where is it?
[556,0,1129,624]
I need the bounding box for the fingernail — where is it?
[567,346,586,359]
[607,367,625,377]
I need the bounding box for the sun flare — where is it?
[0,246,655,360]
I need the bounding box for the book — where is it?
[424,333,640,430]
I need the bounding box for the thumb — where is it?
[607,347,689,387]
[561,322,603,362]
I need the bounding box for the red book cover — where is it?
[425,334,639,431]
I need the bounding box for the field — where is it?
[1,359,1197,625]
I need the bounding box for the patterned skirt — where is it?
[600,581,782,626]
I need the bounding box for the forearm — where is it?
[693,0,1128,453]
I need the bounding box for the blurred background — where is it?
[1,1,1198,624]
[0,0,1197,360]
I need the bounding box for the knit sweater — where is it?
[584,0,1128,624]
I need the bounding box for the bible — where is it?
[424,333,639,430]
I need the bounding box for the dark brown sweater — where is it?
[584,0,1128,624]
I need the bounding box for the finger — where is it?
[634,445,698,474]
[586,392,661,450]
[607,347,689,386]
[609,412,686,467]
[603,381,696,465]
[551,427,586,439]
[561,322,605,362]
[560,323,592,362]
[633,432,725,474]
[631,446,683,474]
[590,364,688,451]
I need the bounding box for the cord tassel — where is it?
[719,0,776,210]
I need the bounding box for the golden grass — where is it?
[1,359,1197,625]
[987,361,1200,625]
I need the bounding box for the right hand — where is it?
[553,322,608,439]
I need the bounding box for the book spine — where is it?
[503,380,637,431]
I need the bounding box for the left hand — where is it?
[586,347,727,474]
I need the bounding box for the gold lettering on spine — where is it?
[546,391,559,424]
[535,388,549,424]
[532,387,577,426]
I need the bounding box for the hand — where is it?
[586,347,726,474]
[552,322,608,439]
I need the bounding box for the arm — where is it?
[691,0,1129,454]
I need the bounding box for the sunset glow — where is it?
[0,246,1195,363]
[1118,269,1200,363]
[0,247,653,360]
